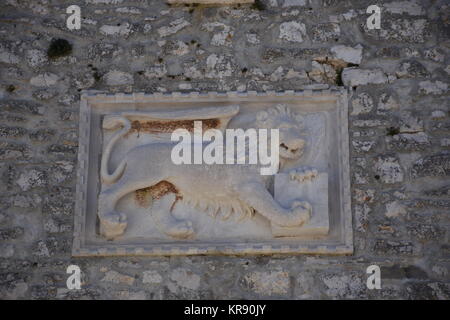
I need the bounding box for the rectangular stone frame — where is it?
[72,89,353,256]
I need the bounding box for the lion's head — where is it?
[256,104,305,160]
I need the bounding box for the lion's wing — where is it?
[105,104,240,136]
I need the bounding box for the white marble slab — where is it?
[72,90,352,256]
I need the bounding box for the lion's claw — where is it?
[99,211,127,239]
[165,220,195,239]
[289,200,312,226]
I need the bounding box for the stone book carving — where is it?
[273,172,329,237]
[73,90,352,256]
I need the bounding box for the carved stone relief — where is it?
[73,90,352,256]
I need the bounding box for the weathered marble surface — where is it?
[73,90,351,256]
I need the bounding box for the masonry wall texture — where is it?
[0,0,449,299]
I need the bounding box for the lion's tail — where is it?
[100,115,131,184]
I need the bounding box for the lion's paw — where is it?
[165,220,195,239]
[99,211,127,239]
[289,168,318,183]
[290,200,312,226]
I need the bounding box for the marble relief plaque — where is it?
[72,90,352,256]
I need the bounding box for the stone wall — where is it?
[0,0,448,299]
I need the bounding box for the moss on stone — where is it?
[251,0,266,11]
[386,127,400,136]
[47,39,72,60]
